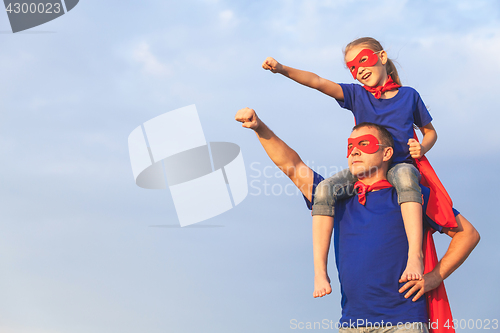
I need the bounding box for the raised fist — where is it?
[235,107,260,130]
[262,57,282,73]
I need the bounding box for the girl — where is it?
[262,37,437,298]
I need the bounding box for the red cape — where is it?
[414,131,457,333]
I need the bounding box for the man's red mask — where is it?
[347,134,385,157]
[346,48,380,79]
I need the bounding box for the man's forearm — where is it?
[235,107,315,201]
[430,214,480,282]
[399,214,480,301]
[254,121,303,177]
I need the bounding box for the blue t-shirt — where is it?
[304,172,459,326]
[337,84,433,165]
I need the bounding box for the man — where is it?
[235,107,479,332]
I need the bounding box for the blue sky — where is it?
[1,1,499,332]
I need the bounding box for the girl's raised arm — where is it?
[262,57,344,101]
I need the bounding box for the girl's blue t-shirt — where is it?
[337,84,433,165]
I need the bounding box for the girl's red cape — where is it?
[414,131,457,333]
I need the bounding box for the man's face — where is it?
[347,126,391,178]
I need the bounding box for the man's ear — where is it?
[380,50,388,65]
[382,146,393,162]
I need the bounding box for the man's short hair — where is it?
[352,122,394,148]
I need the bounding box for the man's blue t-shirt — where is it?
[337,84,433,165]
[304,172,459,326]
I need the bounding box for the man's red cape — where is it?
[413,131,457,333]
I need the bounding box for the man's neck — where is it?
[356,174,388,186]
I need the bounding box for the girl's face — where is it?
[344,45,388,87]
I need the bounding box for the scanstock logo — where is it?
[128,105,248,227]
[3,0,79,33]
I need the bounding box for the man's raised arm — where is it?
[235,107,315,202]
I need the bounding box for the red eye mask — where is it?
[346,48,380,79]
[347,134,383,157]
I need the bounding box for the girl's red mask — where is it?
[346,48,380,79]
[347,134,383,157]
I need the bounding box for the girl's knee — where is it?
[389,165,420,190]
[314,181,334,205]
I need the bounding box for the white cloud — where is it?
[219,9,234,22]
[132,42,171,77]
[219,9,238,28]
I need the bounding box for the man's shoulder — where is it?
[303,171,325,210]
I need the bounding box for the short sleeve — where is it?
[303,171,325,210]
[336,83,355,110]
[412,89,433,128]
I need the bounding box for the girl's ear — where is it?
[379,50,388,65]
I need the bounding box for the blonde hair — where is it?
[344,37,401,86]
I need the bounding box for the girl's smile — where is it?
[345,45,388,87]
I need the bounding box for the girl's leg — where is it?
[312,169,357,297]
[312,168,357,216]
[387,163,423,281]
[400,202,424,281]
